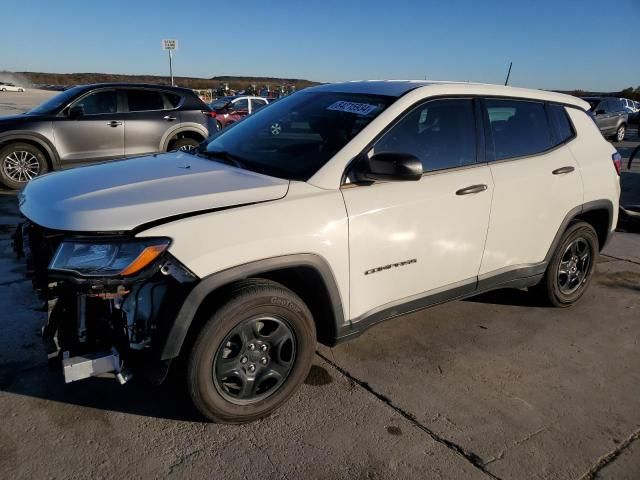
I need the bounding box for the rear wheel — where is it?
[614,124,626,142]
[532,221,598,307]
[0,142,49,189]
[187,279,316,423]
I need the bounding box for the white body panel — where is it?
[139,181,351,318]
[479,144,583,274]
[343,166,493,319]
[19,151,289,231]
[565,107,620,230]
[19,81,620,327]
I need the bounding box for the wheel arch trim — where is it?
[544,199,614,262]
[159,253,345,360]
[160,124,208,151]
[0,132,60,169]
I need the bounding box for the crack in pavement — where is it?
[316,351,501,480]
[578,428,640,480]
[601,254,640,266]
[483,422,556,466]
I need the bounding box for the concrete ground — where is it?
[0,93,639,479]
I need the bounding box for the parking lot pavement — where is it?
[0,89,56,116]
[1,199,639,480]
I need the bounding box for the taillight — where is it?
[202,110,216,118]
[612,152,621,175]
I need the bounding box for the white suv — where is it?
[15,81,620,423]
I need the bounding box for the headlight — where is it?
[49,238,170,277]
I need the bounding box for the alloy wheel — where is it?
[617,125,626,142]
[3,150,40,183]
[557,237,591,295]
[213,315,296,405]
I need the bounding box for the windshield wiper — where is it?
[197,149,247,169]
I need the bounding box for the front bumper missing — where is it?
[62,349,133,384]
[13,220,197,387]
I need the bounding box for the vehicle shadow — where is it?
[464,287,549,308]
[0,360,207,422]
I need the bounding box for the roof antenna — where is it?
[504,61,513,86]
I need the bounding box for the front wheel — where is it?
[187,279,316,423]
[170,137,200,152]
[0,142,49,189]
[614,124,626,142]
[531,221,598,307]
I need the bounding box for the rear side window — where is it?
[485,99,552,160]
[548,104,574,145]
[373,98,477,172]
[165,92,182,108]
[126,90,165,111]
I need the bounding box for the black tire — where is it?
[170,137,200,152]
[614,124,626,143]
[531,221,598,307]
[187,279,316,423]
[0,142,49,190]
[216,121,223,131]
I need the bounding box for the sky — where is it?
[2,0,639,91]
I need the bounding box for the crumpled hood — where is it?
[19,151,289,232]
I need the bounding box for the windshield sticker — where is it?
[327,101,378,116]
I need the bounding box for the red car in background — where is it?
[209,95,269,130]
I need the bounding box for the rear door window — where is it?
[251,98,267,112]
[373,98,477,172]
[126,89,165,112]
[484,99,552,160]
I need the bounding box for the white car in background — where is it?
[0,83,25,92]
[621,98,638,114]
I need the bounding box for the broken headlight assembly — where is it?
[49,238,171,278]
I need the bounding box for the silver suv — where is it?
[584,96,628,142]
[0,83,214,189]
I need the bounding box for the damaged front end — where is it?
[13,222,197,385]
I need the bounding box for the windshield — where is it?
[203,91,393,180]
[29,86,85,114]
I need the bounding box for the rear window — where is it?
[548,104,574,145]
[485,99,552,160]
[126,89,165,111]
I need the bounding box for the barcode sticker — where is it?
[327,101,377,116]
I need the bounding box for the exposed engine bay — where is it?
[12,221,197,385]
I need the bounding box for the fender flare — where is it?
[160,124,208,151]
[159,253,345,360]
[0,131,61,169]
[544,199,615,263]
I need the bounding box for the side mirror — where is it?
[68,105,85,119]
[356,152,423,182]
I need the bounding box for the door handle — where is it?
[552,166,575,175]
[456,184,488,195]
[163,115,177,121]
[107,121,122,127]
